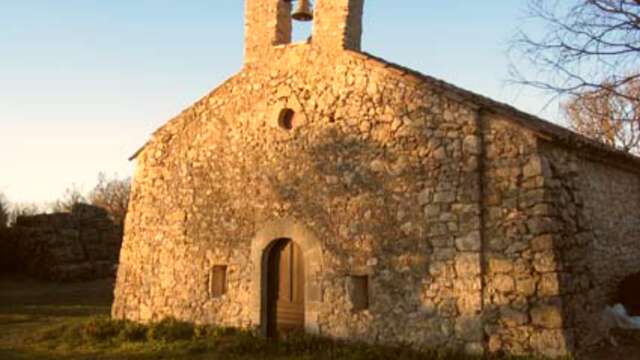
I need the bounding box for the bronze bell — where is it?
[292,0,314,22]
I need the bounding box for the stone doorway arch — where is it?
[250,219,323,336]
[265,238,305,337]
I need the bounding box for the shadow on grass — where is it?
[0,305,110,318]
[0,277,113,305]
[0,314,37,325]
[0,277,113,321]
[0,349,34,360]
[0,347,214,360]
[0,277,564,359]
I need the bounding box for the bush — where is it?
[279,331,336,355]
[118,321,147,342]
[193,324,236,340]
[80,316,204,344]
[147,318,195,342]
[88,173,131,227]
[217,329,268,355]
[82,316,125,342]
[0,194,8,228]
[63,317,555,359]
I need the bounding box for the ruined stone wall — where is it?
[1,204,121,281]
[0,227,16,274]
[113,44,487,353]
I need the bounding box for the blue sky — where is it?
[0,1,553,205]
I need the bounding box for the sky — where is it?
[0,1,554,206]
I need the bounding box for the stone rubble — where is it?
[1,204,121,281]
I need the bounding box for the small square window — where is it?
[347,275,369,312]
[209,265,227,298]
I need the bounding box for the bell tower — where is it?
[244,0,292,64]
[312,0,364,52]
[244,0,365,65]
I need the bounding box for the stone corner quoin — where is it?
[111,0,640,358]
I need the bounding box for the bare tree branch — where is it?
[50,185,87,213]
[0,194,9,228]
[88,173,131,227]
[8,203,40,226]
[564,78,640,153]
[510,0,640,103]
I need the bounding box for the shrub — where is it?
[50,185,86,214]
[118,321,147,342]
[192,324,233,339]
[82,316,125,342]
[217,329,268,355]
[8,202,39,226]
[0,194,8,228]
[193,325,210,339]
[53,316,558,359]
[147,318,195,342]
[279,331,336,355]
[88,173,131,227]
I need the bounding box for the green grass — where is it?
[0,276,557,360]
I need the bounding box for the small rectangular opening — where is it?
[210,265,227,298]
[348,275,369,312]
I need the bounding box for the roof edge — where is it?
[129,50,640,171]
[128,71,243,161]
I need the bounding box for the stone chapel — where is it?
[112,0,640,357]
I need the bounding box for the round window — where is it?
[278,108,295,130]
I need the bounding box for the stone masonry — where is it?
[1,204,121,281]
[112,1,640,357]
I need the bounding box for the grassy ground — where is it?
[0,276,481,360]
[0,276,628,360]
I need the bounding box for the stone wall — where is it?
[245,0,363,65]
[111,42,640,357]
[244,0,292,64]
[114,43,489,353]
[313,0,364,51]
[0,227,16,274]
[477,132,640,357]
[0,204,121,281]
[577,158,640,308]
[480,116,566,356]
[541,143,640,349]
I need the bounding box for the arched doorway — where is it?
[265,238,305,337]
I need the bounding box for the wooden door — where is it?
[267,238,304,337]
